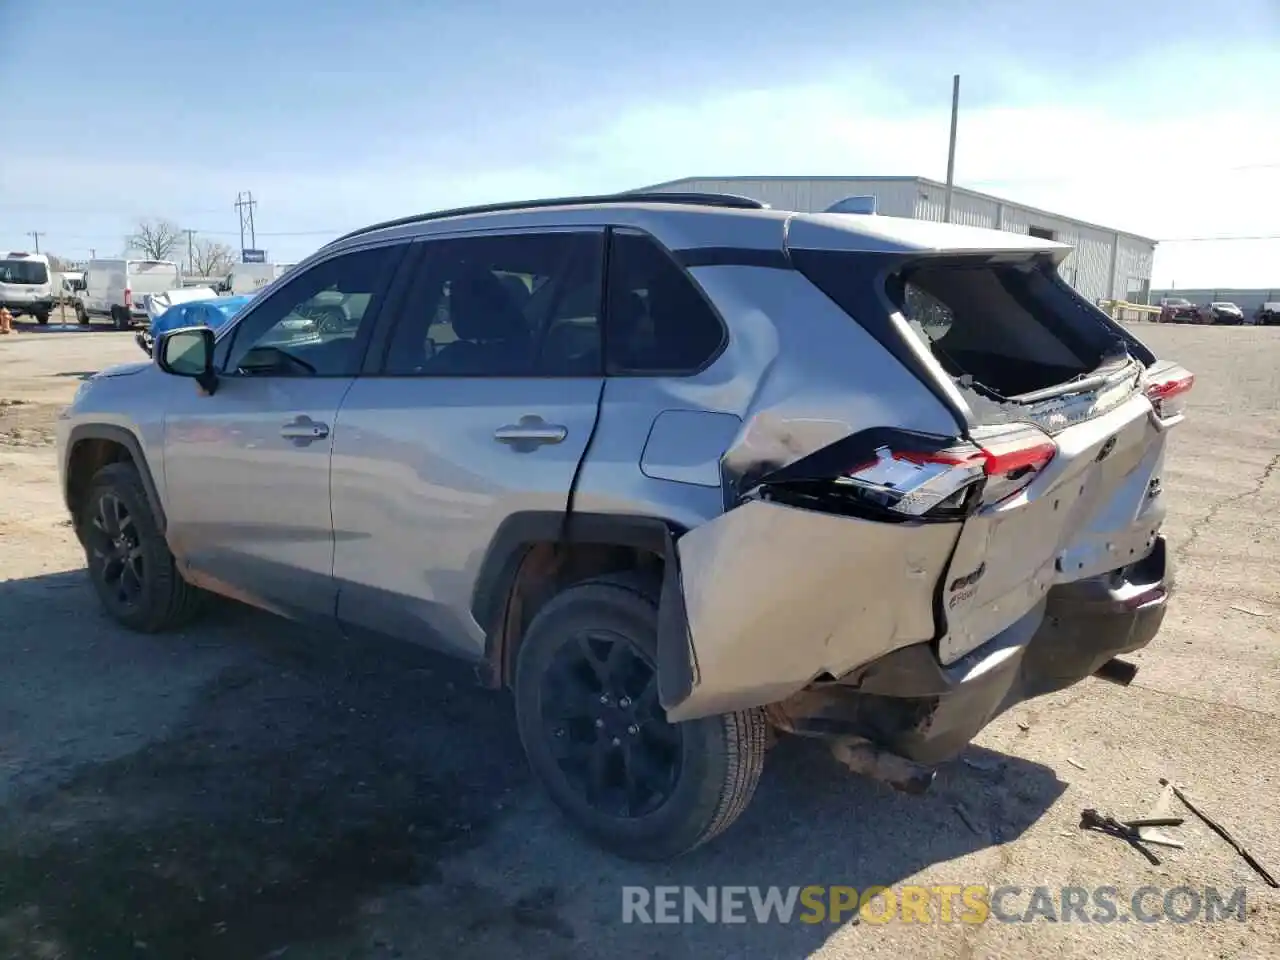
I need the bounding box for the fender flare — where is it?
[472,511,697,711]
[65,424,167,534]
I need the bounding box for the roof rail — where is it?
[327,191,768,246]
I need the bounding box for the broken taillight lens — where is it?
[1144,364,1194,420]
[843,424,1056,517]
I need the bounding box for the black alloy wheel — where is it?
[540,629,682,819]
[85,490,146,611]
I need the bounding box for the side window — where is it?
[605,232,726,375]
[224,245,402,377]
[382,232,602,377]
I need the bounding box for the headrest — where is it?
[450,267,528,341]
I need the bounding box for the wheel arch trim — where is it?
[65,424,167,534]
[472,510,698,712]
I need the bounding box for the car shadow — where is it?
[52,371,100,380]
[0,570,1066,959]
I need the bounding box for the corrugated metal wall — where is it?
[644,177,1156,304]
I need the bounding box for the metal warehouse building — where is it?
[640,176,1156,305]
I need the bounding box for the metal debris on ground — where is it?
[1066,757,1087,770]
[1136,782,1185,849]
[1160,778,1279,888]
[1079,808,1163,865]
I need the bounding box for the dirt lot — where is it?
[1,316,1277,959]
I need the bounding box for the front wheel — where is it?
[80,462,207,632]
[76,305,90,325]
[514,574,767,861]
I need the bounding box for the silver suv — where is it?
[57,193,1193,861]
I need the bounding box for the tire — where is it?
[514,573,767,861]
[77,306,90,325]
[111,306,127,330]
[35,312,49,325]
[79,462,207,632]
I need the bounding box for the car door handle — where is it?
[280,417,329,441]
[494,416,567,449]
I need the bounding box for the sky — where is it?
[2,0,1278,289]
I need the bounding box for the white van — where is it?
[0,252,56,324]
[218,261,296,295]
[79,259,182,329]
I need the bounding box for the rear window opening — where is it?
[885,258,1128,400]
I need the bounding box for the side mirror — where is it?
[156,326,218,394]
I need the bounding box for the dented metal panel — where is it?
[666,498,962,722]
[938,393,1166,664]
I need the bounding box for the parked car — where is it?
[136,293,255,357]
[1254,302,1280,326]
[56,192,1192,861]
[1205,301,1244,325]
[1157,297,1201,323]
[0,251,55,324]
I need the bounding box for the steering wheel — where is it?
[309,303,352,335]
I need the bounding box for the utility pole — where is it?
[27,230,42,254]
[183,228,197,273]
[90,248,96,259]
[943,74,960,224]
[234,191,258,255]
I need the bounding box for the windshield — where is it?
[0,260,49,284]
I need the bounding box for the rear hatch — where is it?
[0,256,51,303]
[785,243,1193,665]
[127,261,181,312]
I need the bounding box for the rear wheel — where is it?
[111,307,128,330]
[80,462,207,632]
[35,311,49,325]
[514,574,767,861]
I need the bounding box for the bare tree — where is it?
[126,219,182,261]
[190,238,236,278]
[45,254,72,272]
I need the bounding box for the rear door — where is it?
[329,229,606,658]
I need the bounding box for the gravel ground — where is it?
[0,315,1277,959]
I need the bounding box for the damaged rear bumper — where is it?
[767,536,1171,766]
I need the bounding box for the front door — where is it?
[330,229,606,657]
[162,242,407,619]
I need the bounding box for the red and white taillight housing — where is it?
[1144,362,1194,420]
[841,424,1057,517]
[123,286,133,310]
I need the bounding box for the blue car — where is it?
[136,295,255,357]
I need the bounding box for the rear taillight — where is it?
[123,286,132,308]
[1144,364,1194,419]
[842,424,1056,517]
